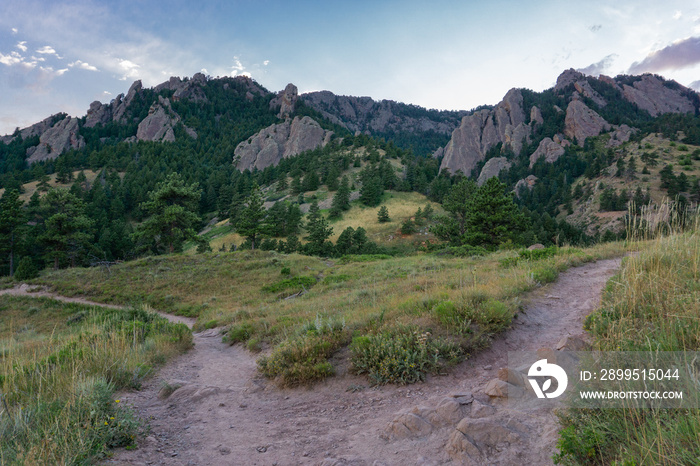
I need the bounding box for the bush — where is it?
[351,328,463,385]
[13,257,39,280]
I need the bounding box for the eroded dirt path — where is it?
[3,258,621,465]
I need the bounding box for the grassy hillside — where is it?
[0,296,191,464]
[36,241,626,386]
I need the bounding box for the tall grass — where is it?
[0,297,192,464]
[555,205,700,465]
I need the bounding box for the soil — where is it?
[2,258,621,465]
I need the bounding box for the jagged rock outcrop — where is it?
[440,89,530,176]
[554,69,585,91]
[477,157,511,186]
[270,83,298,118]
[573,81,606,107]
[85,101,113,128]
[564,100,610,145]
[136,96,196,142]
[152,73,208,103]
[528,137,566,167]
[301,91,465,135]
[530,106,544,126]
[620,74,695,116]
[234,116,332,171]
[113,80,142,123]
[26,116,84,163]
[606,124,634,148]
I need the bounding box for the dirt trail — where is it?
[2,258,621,465]
[0,284,195,327]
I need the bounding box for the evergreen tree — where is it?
[291,175,303,195]
[39,189,94,269]
[377,205,390,223]
[0,189,25,276]
[132,173,202,254]
[302,170,320,191]
[430,179,477,245]
[277,176,288,192]
[360,175,383,206]
[330,175,351,218]
[303,201,333,256]
[236,184,266,250]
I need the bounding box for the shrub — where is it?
[351,328,463,385]
[13,257,39,280]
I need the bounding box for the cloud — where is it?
[589,24,602,32]
[68,60,99,71]
[0,50,36,69]
[16,41,27,52]
[628,36,700,74]
[577,54,617,76]
[11,28,17,34]
[673,11,682,20]
[690,80,700,91]
[263,60,270,66]
[230,56,245,76]
[35,45,57,55]
[116,58,140,80]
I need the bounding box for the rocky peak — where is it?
[554,69,586,91]
[113,80,143,123]
[270,83,299,118]
[528,137,566,168]
[234,116,332,171]
[439,88,530,176]
[619,74,695,116]
[85,101,112,128]
[26,116,84,164]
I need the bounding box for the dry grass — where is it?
[0,170,101,203]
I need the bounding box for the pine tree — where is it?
[303,201,333,256]
[377,205,390,223]
[331,176,351,215]
[40,189,94,269]
[132,173,202,255]
[236,184,266,250]
[0,189,25,276]
[430,179,477,244]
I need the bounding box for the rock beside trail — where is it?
[234,116,332,171]
[446,417,528,464]
[477,157,511,186]
[26,116,84,163]
[564,100,611,145]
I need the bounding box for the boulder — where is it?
[234,116,332,171]
[530,106,544,126]
[527,243,545,250]
[529,137,566,168]
[447,417,525,462]
[477,157,511,186]
[564,100,610,145]
[26,116,85,164]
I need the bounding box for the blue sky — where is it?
[1,0,699,135]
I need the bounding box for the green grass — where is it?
[0,296,192,464]
[34,241,626,387]
[555,219,700,465]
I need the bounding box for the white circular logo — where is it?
[527,359,568,399]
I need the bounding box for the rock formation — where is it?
[440,89,530,176]
[301,90,465,135]
[620,74,696,116]
[113,80,142,123]
[477,157,511,186]
[25,116,84,163]
[84,101,113,128]
[528,137,566,167]
[564,100,610,145]
[514,175,538,196]
[234,116,332,171]
[270,83,298,118]
[606,124,634,148]
[136,96,196,143]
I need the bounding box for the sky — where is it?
[1,0,700,135]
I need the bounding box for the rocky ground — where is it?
[2,258,621,465]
